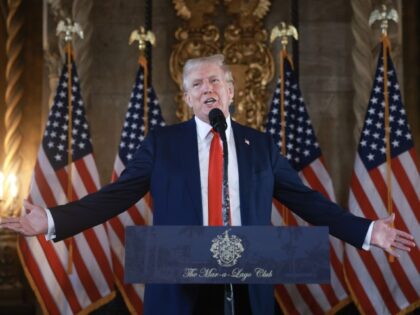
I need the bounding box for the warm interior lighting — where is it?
[0,171,4,200]
[0,171,20,216]
[8,174,18,198]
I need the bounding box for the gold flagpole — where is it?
[369,4,398,262]
[382,35,395,263]
[56,18,84,274]
[280,49,286,159]
[66,41,74,274]
[129,26,156,137]
[270,22,299,226]
[139,54,149,135]
[279,48,288,225]
[129,27,156,226]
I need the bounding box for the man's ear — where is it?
[184,92,192,108]
[228,83,234,103]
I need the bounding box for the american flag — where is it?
[267,55,350,314]
[106,63,165,314]
[17,52,115,314]
[344,40,420,314]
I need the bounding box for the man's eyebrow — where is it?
[191,78,202,85]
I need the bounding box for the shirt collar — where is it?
[195,115,232,141]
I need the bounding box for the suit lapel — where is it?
[183,119,203,224]
[232,121,252,225]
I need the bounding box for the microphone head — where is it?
[209,108,227,133]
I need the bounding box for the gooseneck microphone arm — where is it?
[208,108,235,315]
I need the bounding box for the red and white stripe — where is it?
[18,149,115,315]
[273,158,351,314]
[105,155,153,314]
[344,149,420,315]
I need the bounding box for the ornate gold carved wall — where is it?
[170,0,274,130]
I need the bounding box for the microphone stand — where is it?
[219,130,235,315]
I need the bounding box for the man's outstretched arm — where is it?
[0,200,416,258]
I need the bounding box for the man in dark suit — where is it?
[1,54,415,315]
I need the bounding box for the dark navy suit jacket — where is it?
[51,118,371,314]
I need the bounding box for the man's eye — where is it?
[192,82,200,88]
[211,78,219,83]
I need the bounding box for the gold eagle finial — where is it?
[129,27,156,52]
[270,22,298,50]
[56,18,84,42]
[369,4,398,35]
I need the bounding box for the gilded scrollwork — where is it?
[170,0,274,128]
[223,0,274,129]
[170,0,221,121]
[173,0,219,28]
[223,0,270,28]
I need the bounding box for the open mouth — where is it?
[204,98,217,105]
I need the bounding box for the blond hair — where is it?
[182,54,234,91]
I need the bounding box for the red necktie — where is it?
[208,129,223,226]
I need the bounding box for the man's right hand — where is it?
[0,200,48,236]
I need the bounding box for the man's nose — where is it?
[203,80,213,93]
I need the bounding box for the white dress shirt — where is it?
[195,116,241,226]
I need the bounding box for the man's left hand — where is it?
[371,213,416,257]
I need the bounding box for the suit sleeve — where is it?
[50,131,155,241]
[269,138,372,249]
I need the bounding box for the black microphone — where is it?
[209,108,227,141]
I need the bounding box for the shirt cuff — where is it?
[45,208,56,241]
[362,221,374,250]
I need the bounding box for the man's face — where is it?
[184,63,234,124]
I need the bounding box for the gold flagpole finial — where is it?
[369,4,399,36]
[129,26,156,137]
[56,18,84,42]
[270,22,298,50]
[129,26,156,53]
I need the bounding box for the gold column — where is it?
[0,0,26,310]
[3,0,24,216]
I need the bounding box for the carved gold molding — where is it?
[170,0,274,129]
[170,0,221,122]
[223,0,274,129]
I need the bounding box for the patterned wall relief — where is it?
[170,0,221,122]
[170,0,274,130]
[223,0,274,129]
